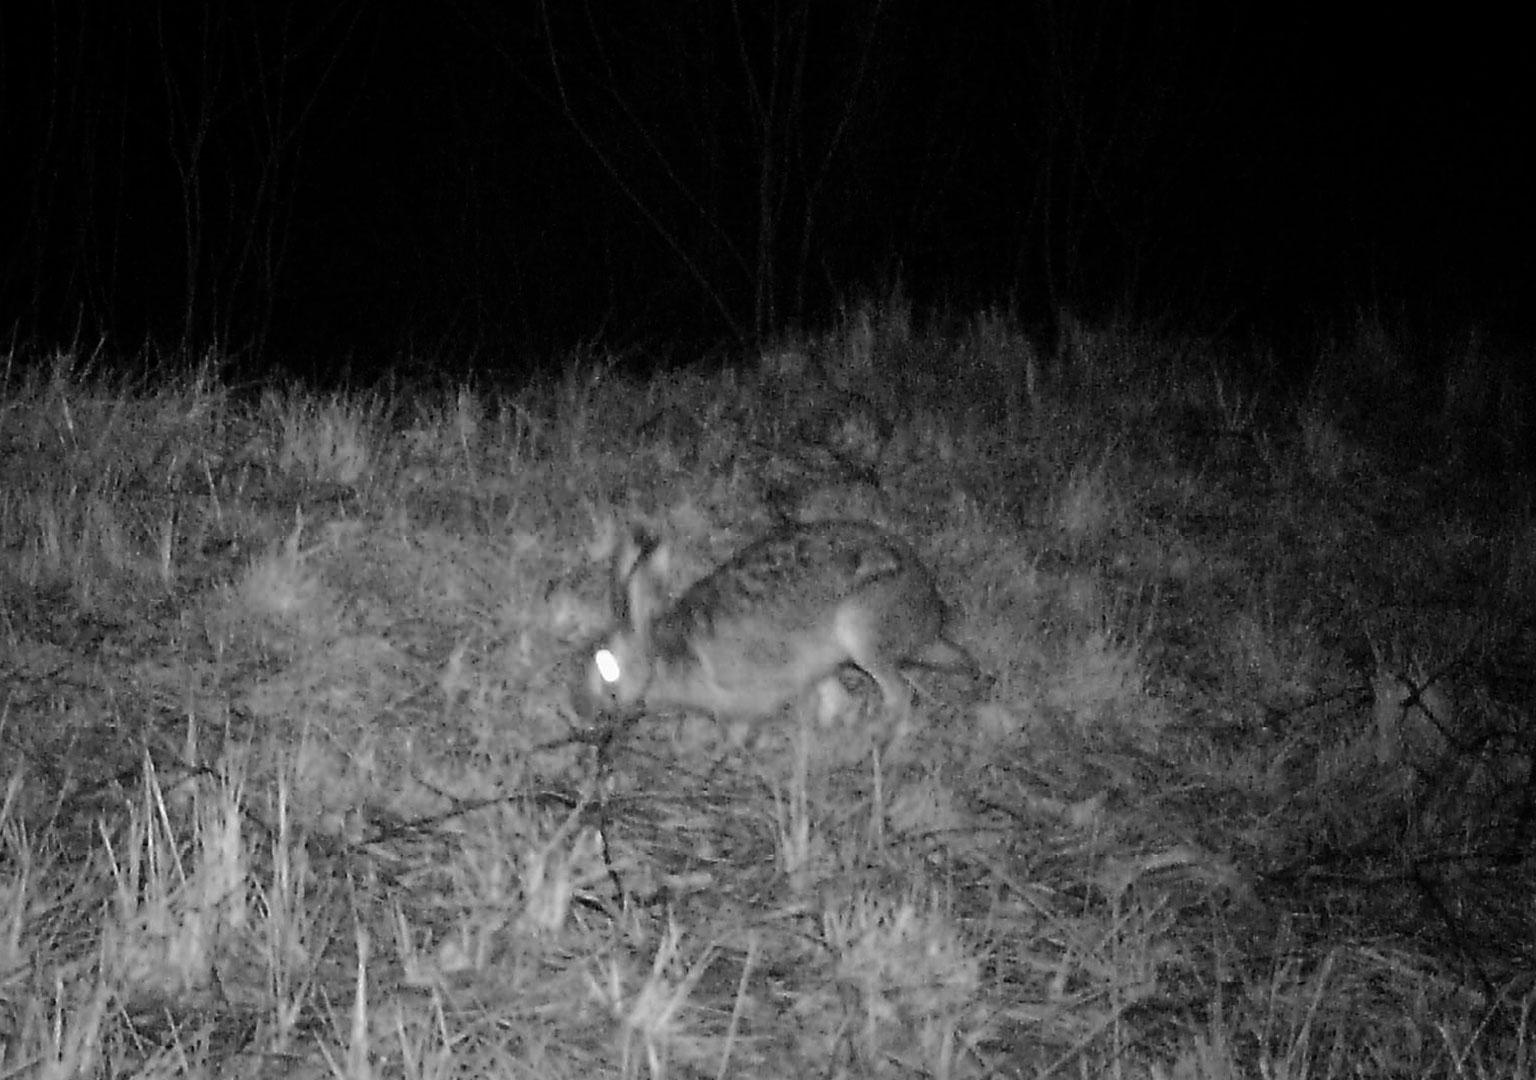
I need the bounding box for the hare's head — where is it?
[575,529,671,721]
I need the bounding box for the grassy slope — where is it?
[1,312,1532,1078]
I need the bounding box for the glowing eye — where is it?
[594,648,622,685]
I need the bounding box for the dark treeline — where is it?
[1,1,1530,374]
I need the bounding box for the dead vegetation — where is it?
[1,308,1533,1078]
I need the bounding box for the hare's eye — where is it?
[594,648,623,686]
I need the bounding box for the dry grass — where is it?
[1,309,1533,1078]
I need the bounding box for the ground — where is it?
[1,308,1532,1078]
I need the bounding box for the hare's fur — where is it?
[578,520,974,730]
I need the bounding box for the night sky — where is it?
[2,1,1531,374]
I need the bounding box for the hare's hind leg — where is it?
[909,637,980,680]
[847,652,916,734]
[833,605,920,732]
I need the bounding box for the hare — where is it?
[575,520,976,734]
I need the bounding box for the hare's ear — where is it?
[612,528,669,632]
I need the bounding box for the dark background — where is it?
[1,1,1530,378]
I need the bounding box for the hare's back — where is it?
[670,522,929,632]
